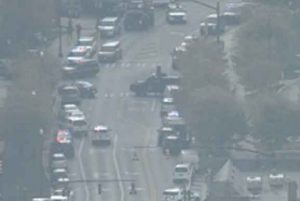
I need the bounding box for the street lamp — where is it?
[96,0,100,29]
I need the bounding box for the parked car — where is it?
[98,41,122,63]
[74,81,97,98]
[58,85,81,106]
[62,59,100,79]
[200,13,225,35]
[166,7,187,24]
[98,17,122,38]
[52,130,74,158]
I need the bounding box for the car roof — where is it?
[163,97,174,103]
[207,13,217,18]
[102,41,120,47]
[79,36,94,42]
[62,85,78,90]
[160,127,173,131]
[246,176,262,181]
[164,188,181,193]
[67,116,86,121]
[94,125,109,132]
[175,163,190,168]
[71,46,89,52]
[63,104,78,111]
[52,153,65,158]
[76,80,93,87]
[102,17,118,22]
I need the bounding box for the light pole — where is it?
[96,0,100,29]
[57,0,63,58]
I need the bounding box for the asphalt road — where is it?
[59,1,229,201]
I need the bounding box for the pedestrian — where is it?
[76,23,81,40]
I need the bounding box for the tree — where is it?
[235,5,300,90]
[251,93,300,150]
[174,40,248,157]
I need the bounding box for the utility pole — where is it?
[57,0,63,58]
[96,0,100,29]
[216,2,220,44]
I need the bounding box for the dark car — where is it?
[62,59,100,79]
[58,84,81,106]
[74,81,97,98]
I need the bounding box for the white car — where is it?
[91,125,112,145]
[246,176,262,192]
[66,116,88,136]
[173,163,193,183]
[269,173,285,187]
[167,9,187,24]
[162,188,183,201]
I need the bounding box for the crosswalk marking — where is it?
[100,61,164,69]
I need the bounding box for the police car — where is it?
[91,125,112,145]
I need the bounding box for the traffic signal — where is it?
[98,184,102,194]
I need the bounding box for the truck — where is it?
[123,0,155,31]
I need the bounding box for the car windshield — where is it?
[163,191,179,196]
[69,51,86,57]
[79,40,93,46]
[62,88,78,95]
[101,46,116,52]
[73,120,87,126]
[100,21,115,26]
[206,16,217,23]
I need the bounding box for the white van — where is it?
[66,116,88,136]
[162,188,183,201]
[269,173,285,187]
[173,163,193,183]
[246,176,262,192]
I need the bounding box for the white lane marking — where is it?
[113,135,125,201]
[151,100,156,112]
[79,138,90,201]
[124,171,140,175]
